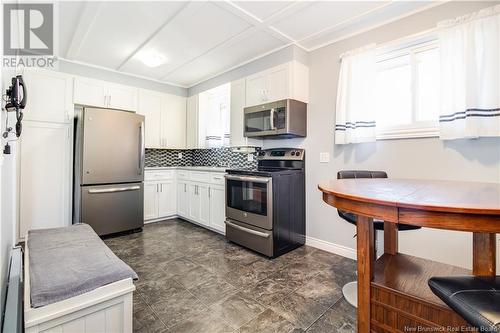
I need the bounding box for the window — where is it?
[375,39,440,139]
[198,83,231,148]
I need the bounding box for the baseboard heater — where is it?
[2,246,23,333]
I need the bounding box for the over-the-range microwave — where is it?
[243,99,307,138]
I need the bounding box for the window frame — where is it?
[375,37,440,140]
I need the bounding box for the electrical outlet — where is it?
[178,152,183,159]
[247,154,254,162]
[320,152,330,163]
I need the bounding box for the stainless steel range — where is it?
[224,148,305,258]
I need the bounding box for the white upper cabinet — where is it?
[74,77,138,112]
[138,89,162,148]
[186,94,199,149]
[73,77,108,108]
[245,61,309,106]
[22,69,74,123]
[230,79,262,147]
[107,83,138,111]
[162,94,186,149]
[138,90,187,149]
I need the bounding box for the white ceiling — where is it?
[58,1,438,88]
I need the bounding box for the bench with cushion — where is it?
[25,224,137,333]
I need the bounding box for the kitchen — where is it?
[1,1,500,333]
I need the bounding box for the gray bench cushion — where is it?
[28,224,137,308]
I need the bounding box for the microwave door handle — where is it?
[270,108,275,130]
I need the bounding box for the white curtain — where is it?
[335,44,377,144]
[438,5,500,140]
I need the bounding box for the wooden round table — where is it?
[318,179,500,333]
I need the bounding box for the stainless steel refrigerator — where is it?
[73,107,145,236]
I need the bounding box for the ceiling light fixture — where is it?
[136,50,167,68]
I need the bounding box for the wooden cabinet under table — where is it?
[318,179,500,333]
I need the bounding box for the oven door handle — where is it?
[225,220,270,238]
[224,175,271,183]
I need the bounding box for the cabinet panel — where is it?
[162,94,186,149]
[267,65,289,102]
[245,73,267,106]
[74,77,107,108]
[23,69,73,123]
[186,95,199,149]
[188,184,200,222]
[198,184,210,227]
[138,90,162,148]
[19,122,71,238]
[209,185,225,233]
[144,183,158,220]
[230,79,262,147]
[177,181,189,218]
[107,83,138,112]
[158,181,176,217]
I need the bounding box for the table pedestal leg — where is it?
[384,221,398,255]
[357,215,374,333]
[473,233,496,276]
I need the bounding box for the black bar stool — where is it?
[428,276,500,331]
[336,170,421,307]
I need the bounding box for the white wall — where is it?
[0,69,18,317]
[263,1,500,270]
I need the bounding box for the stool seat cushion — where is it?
[428,276,500,331]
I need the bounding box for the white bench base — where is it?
[24,235,135,333]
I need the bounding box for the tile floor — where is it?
[104,219,357,333]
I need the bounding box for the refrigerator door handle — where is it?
[139,122,145,175]
[88,185,141,194]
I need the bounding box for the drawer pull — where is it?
[225,220,270,238]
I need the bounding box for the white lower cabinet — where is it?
[144,183,159,220]
[209,185,225,233]
[143,171,177,221]
[158,181,177,217]
[145,169,226,233]
[177,181,189,218]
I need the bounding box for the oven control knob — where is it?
[295,151,301,156]
[259,151,265,156]
[291,151,295,156]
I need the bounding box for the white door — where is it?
[19,122,71,238]
[74,77,107,108]
[245,72,267,106]
[198,184,210,227]
[177,181,189,218]
[162,94,186,149]
[266,64,289,102]
[144,182,158,221]
[158,181,176,217]
[23,69,73,123]
[188,183,200,222]
[138,90,162,148]
[107,83,138,112]
[209,185,225,233]
[186,95,198,149]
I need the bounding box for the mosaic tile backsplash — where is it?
[145,147,258,169]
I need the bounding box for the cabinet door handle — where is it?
[184,183,186,192]
[108,95,112,106]
[208,187,211,197]
[156,184,159,192]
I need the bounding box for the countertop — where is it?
[145,166,228,173]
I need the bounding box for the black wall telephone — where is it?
[3,75,28,154]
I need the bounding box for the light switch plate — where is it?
[178,152,183,159]
[247,154,254,162]
[320,152,330,163]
